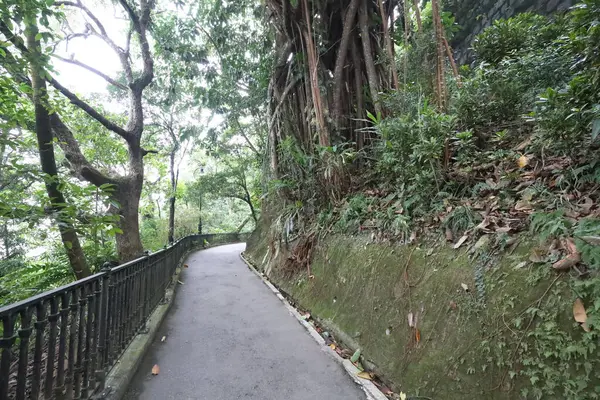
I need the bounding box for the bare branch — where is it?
[53,54,128,90]
[47,77,133,141]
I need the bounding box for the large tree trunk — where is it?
[113,143,144,261]
[332,0,361,124]
[114,177,144,261]
[26,23,92,279]
[359,0,383,117]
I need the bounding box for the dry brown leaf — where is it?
[574,298,587,323]
[553,253,581,271]
[518,154,529,168]
[565,238,578,254]
[573,298,591,332]
[183,264,189,268]
[453,235,469,249]
[581,236,600,246]
[415,329,421,343]
[445,228,454,242]
[476,218,490,231]
[151,364,160,375]
[357,371,374,380]
[449,301,457,310]
[515,200,533,211]
[529,248,546,263]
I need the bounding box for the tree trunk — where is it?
[26,23,92,279]
[302,0,329,146]
[113,177,144,261]
[378,0,399,90]
[359,0,383,117]
[167,146,177,244]
[332,0,361,124]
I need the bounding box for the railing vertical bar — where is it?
[30,303,47,400]
[80,283,94,398]
[97,265,111,388]
[66,289,79,399]
[55,292,70,399]
[0,314,15,400]
[44,297,60,398]
[16,309,32,400]
[73,286,86,399]
[89,279,101,392]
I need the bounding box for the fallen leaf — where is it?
[449,301,457,310]
[461,283,469,292]
[565,238,578,254]
[574,298,591,332]
[529,248,546,263]
[581,236,600,246]
[400,392,407,400]
[579,197,594,214]
[350,348,361,363]
[475,218,491,231]
[183,264,189,268]
[408,312,414,327]
[453,235,469,249]
[379,386,394,395]
[514,200,533,211]
[514,261,528,270]
[357,371,374,380]
[151,364,160,375]
[518,154,529,168]
[415,328,421,343]
[329,343,336,350]
[160,336,166,342]
[445,227,454,242]
[553,253,581,271]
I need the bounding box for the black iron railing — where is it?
[0,233,247,400]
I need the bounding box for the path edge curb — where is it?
[239,252,388,400]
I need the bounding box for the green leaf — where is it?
[64,241,73,249]
[350,348,361,363]
[35,32,43,41]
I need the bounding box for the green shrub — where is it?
[473,13,562,64]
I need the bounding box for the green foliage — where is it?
[0,253,73,306]
[473,13,563,65]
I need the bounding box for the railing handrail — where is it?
[0,232,248,400]
[0,233,229,316]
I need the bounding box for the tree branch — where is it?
[47,77,133,141]
[49,114,115,187]
[52,54,128,90]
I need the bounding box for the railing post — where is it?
[140,251,150,333]
[96,262,112,389]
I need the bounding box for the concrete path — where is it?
[125,243,366,400]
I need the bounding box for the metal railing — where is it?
[0,233,247,400]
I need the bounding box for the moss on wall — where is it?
[245,221,597,399]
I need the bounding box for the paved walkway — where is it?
[125,243,365,400]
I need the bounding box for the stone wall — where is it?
[446,0,575,64]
